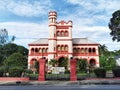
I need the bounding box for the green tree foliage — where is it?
[109,10,120,41]
[58,57,68,69]
[4,53,27,69]
[99,44,108,56]
[99,44,116,70]
[77,59,87,73]
[8,66,24,77]
[35,61,39,73]
[0,43,28,65]
[49,59,58,67]
[0,29,8,45]
[0,28,15,45]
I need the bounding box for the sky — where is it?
[0,0,120,51]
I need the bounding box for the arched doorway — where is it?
[58,57,68,69]
[89,59,96,67]
[30,59,38,72]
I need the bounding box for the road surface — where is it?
[0,85,120,90]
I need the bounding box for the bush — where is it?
[24,69,33,74]
[94,68,106,78]
[65,70,70,74]
[112,66,120,77]
[28,74,38,80]
[0,67,4,77]
[9,67,24,77]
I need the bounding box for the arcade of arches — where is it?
[29,57,96,71]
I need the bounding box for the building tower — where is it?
[48,11,57,62]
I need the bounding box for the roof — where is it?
[29,38,48,45]
[72,38,99,44]
[29,38,99,45]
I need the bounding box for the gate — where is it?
[38,58,77,81]
[45,73,70,81]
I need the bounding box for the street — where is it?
[0,85,120,90]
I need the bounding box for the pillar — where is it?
[70,58,77,81]
[38,58,46,81]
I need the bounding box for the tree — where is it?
[0,43,28,66]
[58,57,68,69]
[49,59,58,67]
[0,28,15,45]
[4,53,27,69]
[109,10,120,41]
[77,59,87,73]
[99,44,108,56]
[0,29,8,45]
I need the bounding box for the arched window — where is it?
[61,45,64,51]
[85,48,88,53]
[65,31,68,36]
[31,48,34,53]
[73,48,77,53]
[93,48,96,53]
[35,48,39,53]
[78,48,80,53]
[39,48,42,53]
[42,48,45,53]
[46,48,48,53]
[57,31,60,36]
[61,31,64,36]
[30,59,37,70]
[57,45,61,51]
[89,48,92,53]
[81,48,85,53]
[65,45,68,51]
[89,59,96,67]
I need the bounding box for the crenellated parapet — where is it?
[57,20,72,27]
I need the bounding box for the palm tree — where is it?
[49,59,58,67]
[99,44,108,56]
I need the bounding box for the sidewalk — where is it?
[1,78,120,86]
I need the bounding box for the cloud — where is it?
[71,23,120,51]
[0,21,48,47]
[0,0,52,17]
[66,0,120,25]
[0,0,119,51]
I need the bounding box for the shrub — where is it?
[9,67,24,77]
[0,67,4,77]
[112,66,120,77]
[65,70,70,74]
[28,74,38,80]
[94,68,106,78]
[24,69,33,74]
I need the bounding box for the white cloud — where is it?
[0,21,119,51]
[67,0,120,25]
[0,0,52,17]
[0,21,49,48]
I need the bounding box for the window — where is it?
[61,45,64,51]
[89,48,92,53]
[31,48,34,52]
[35,48,39,53]
[42,48,45,53]
[65,45,68,51]
[93,48,96,53]
[57,31,60,36]
[61,31,64,36]
[81,48,85,53]
[46,48,48,53]
[65,31,68,36]
[39,48,42,53]
[73,48,77,53]
[57,46,60,51]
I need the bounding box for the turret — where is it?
[48,11,57,62]
[49,11,57,24]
